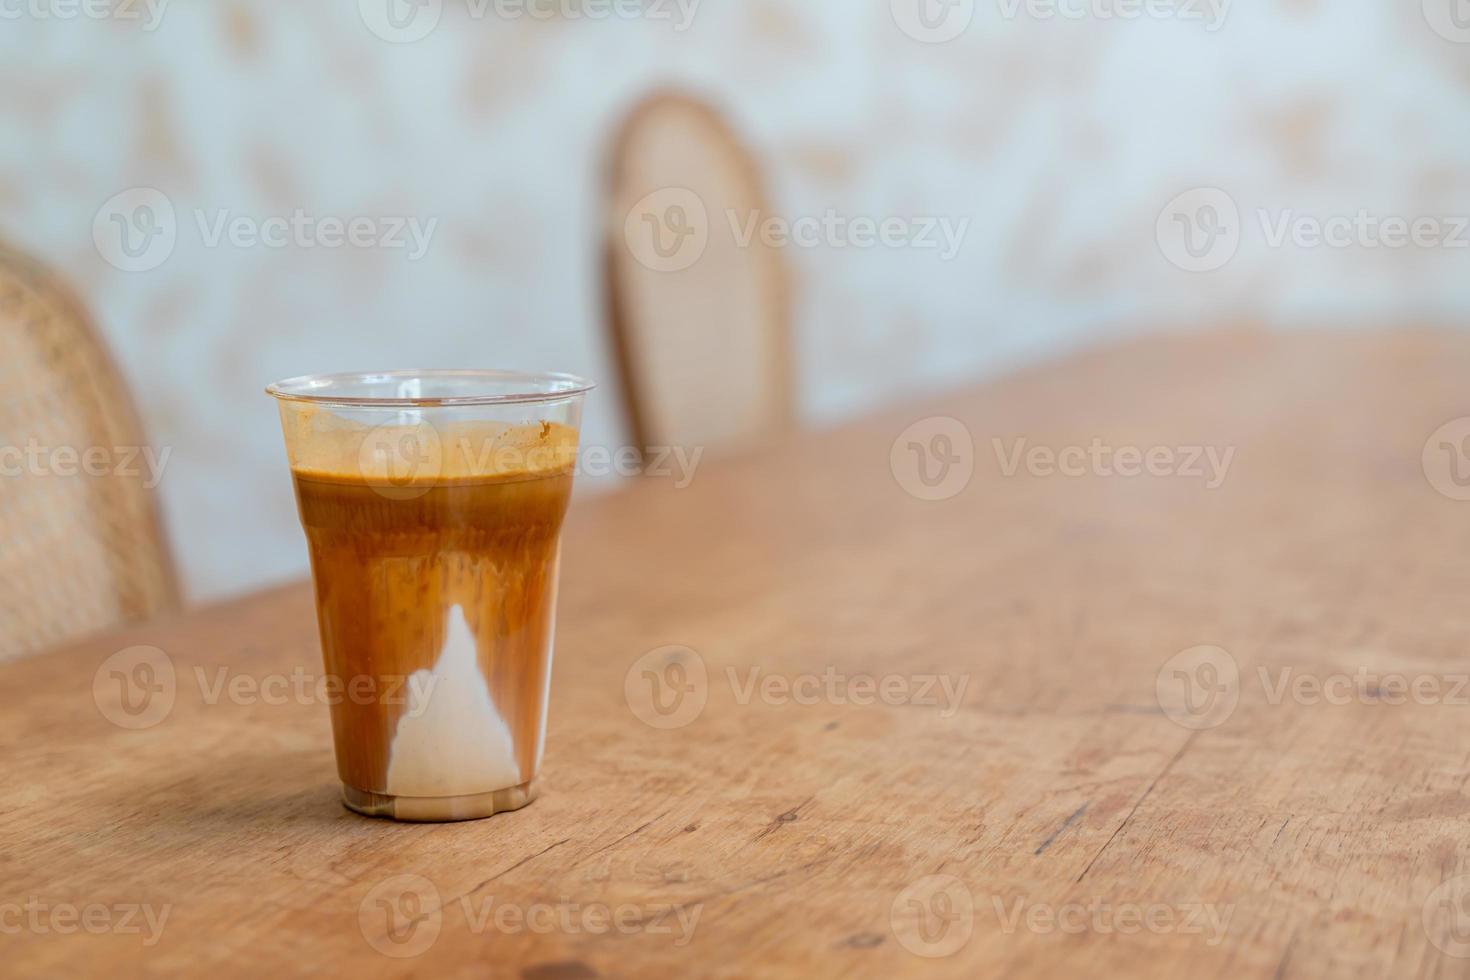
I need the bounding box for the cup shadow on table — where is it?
[90,743,366,836]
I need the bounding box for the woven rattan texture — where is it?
[0,245,176,661]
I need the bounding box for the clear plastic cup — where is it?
[266,370,592,822]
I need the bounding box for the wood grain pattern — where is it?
[6,328,1470,978]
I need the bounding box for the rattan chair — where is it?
[0,241,179,661]
[603,91,793,455]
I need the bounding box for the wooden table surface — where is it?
[8,328,1470,979]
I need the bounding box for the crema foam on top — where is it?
[279,405,579,486]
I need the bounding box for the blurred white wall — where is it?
[2,0,1468,599]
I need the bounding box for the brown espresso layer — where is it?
[292,465,573,795]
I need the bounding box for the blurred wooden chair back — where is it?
[0,241,178,661]
[603,92,792,455]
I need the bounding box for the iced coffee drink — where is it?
[267,371,591,822]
